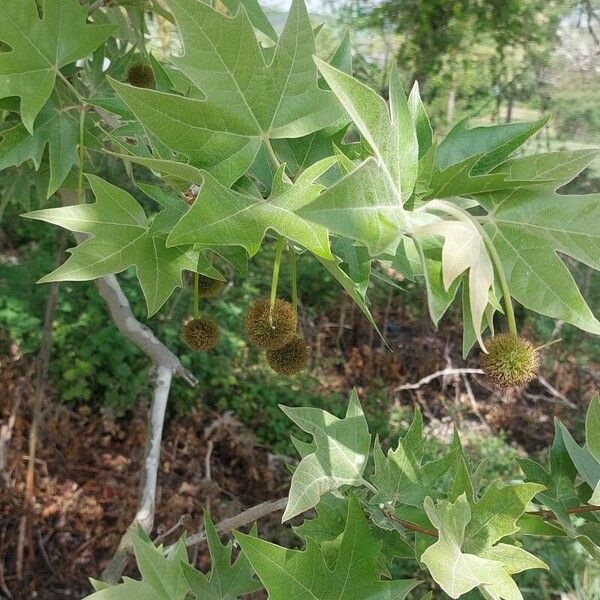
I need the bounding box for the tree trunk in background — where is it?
[16,232,67,580]
[446,86,457,124]
[505,95,514,122]
[494,93,502,122]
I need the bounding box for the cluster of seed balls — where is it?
[123,59,546,388]
[124,61,537,387]
[182,276,225,352]
[244,298,309,376]
[481,333,539,388]
[183,277,538,385]
[182,278,308,376]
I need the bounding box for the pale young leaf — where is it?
[414,219,494,350]
[422,494,546,600]
[280,389,371,521]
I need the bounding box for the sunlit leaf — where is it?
[167,160,337,259]
[281,389,371,521]
[0,0,114,132]
[237,496,420,600]
[24,177,218,316]
[422,493,546,600]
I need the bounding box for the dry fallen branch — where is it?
[460,371,493,433]
[395,368,484,391]
[0,395,21,486]
[536,375,576,409]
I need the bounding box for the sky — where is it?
[262,0,330,13]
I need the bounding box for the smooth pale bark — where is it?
[56,188,197,583]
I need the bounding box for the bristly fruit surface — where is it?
[126,62,155,89]
[266,336,309,376]
[244,298,297,351]
[183,317,220,351]
[481,333,539,388]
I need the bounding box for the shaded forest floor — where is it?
[1,297,599,599]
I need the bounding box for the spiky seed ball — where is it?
[183,318,220,351]
[126,63,155,89]
[266,337,309,376]
[481,333,539,388]
[244,298,297,351]
[197,275,226,299]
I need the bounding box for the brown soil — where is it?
[0,355,290,599]
[1,296,598,598]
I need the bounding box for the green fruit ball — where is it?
[183,317,220,351]
[126,62,155,88]
[481,333,539,388]
[244,298,297,351]
[266,336,309,376]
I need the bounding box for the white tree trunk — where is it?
[56,188,197,583]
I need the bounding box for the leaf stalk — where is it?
[289,244,298,313]
[269,237,285,324]
[193,271,200,319]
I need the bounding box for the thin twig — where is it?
[203,412,235,439]
[395,368,484,391]
[0,562,12,599]
[528,504,600,520]
[203,439,214,482]
[36,529,61,582]
[180,497,289,550]
[71,528,121,557]
[153,514,191,546]
[584,0,600,45]
[0,395,22,486]
[461,372,493,433]
[381,506,438,538]
[536,375,576,409]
